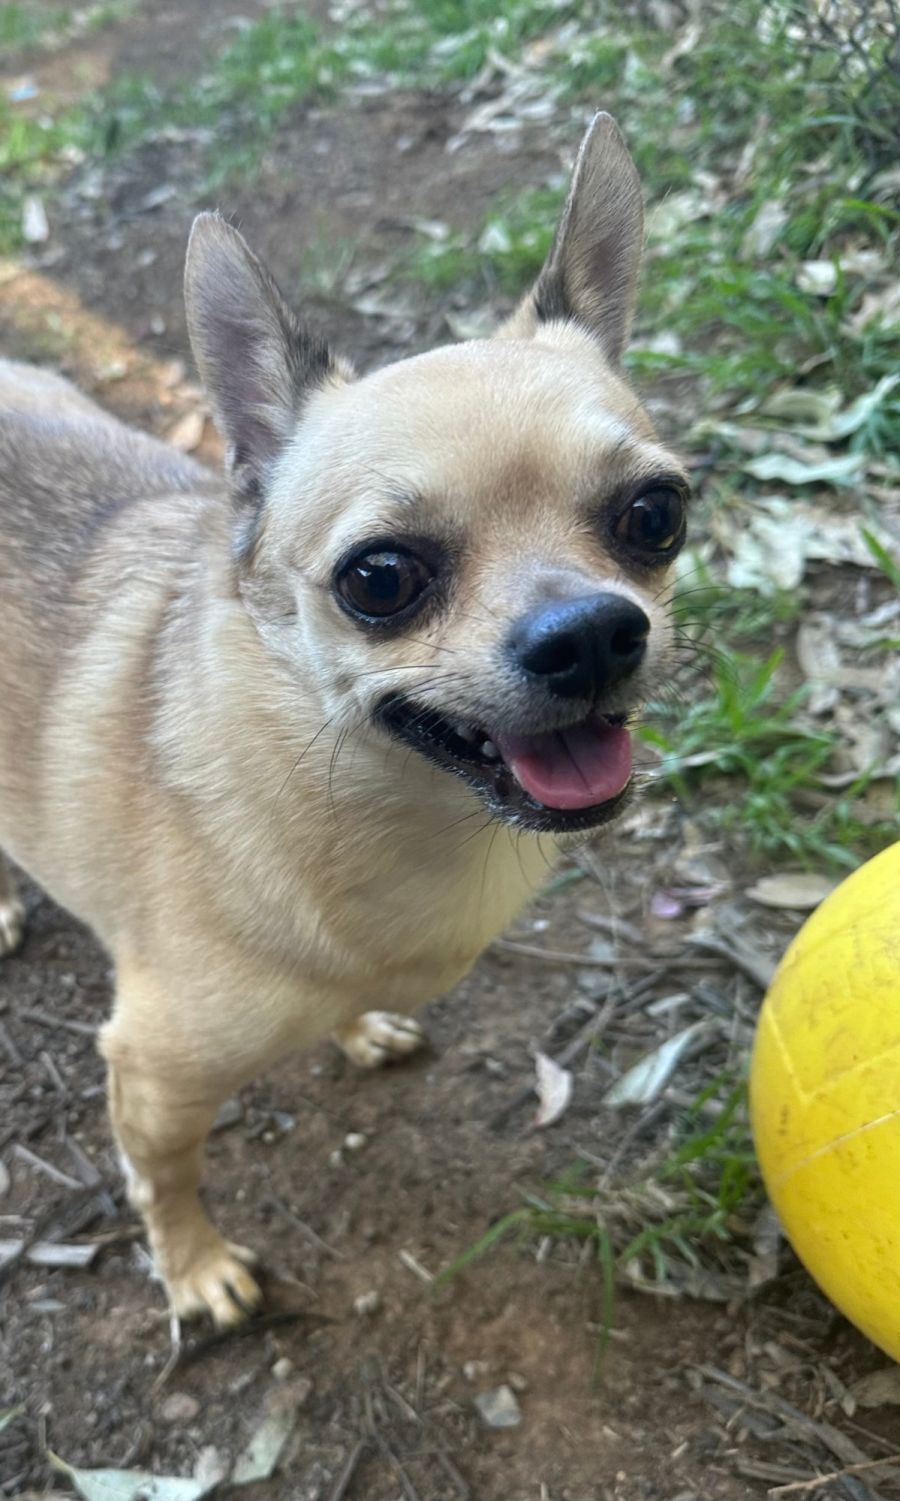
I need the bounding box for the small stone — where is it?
[507,1371,528,1393]
[159,1391,200,1424]
[474,1384,521,1429]
[194,1447,227,1489]
[344,1132,367,1152]
[353,1290,381,1316]
[212,1097,243,1132]
[22,195,49,244]
[463,1360,489,1383]
[272,1357,295,1381]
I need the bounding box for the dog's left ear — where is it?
[501,112,643,364]
[184,214,350,501]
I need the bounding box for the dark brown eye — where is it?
[337,548,433,619]
[614,486,686,556]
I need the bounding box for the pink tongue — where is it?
[494,722,632,811]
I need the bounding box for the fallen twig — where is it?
[0,1020,22,1067]
[398,1249,433,1284]
[265,1196,346,1260]
[175,1308,334,1369]
[18,1006,97,1038]
[0,1237,98,1268]
[489,979,661,1130]
[699,1366,900,1485]
[371,1428,422,1501]
[13,1143,82,1190]
[770,1456,900,1496]
[328,1439,371,1501]
[687,932,776,990]
[492,937,654,967]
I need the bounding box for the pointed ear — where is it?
[184,214,346,499]
[503,113,643,363]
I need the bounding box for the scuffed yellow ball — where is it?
[751,841,900,1358]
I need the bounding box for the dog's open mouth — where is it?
[377,696,634,832]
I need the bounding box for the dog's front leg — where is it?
[334,1011,425,1068]
[99,965,263,1328]
[0,852,25,956]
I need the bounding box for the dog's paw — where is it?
[337,1011,426,1069]
[166,1239,262,1328]
[0,897,25,958]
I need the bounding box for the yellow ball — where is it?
[751,841,900,1359]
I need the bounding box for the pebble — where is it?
[507,1371,528,1393]
[353,1289,382,1316]
[159,1391,201,1424]
[463,1360,489,1382]
[272,1357,295,1381]
[194,1447,227,1489]
[344,1132,367,1152]
[473,1384,522,1429]
[212,1098,243,1132]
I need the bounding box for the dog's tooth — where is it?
[480,739,499,761]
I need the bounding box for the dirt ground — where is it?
[2,4,900,1499]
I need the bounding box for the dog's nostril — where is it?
[523,631,580,677]
[610,621,648,658]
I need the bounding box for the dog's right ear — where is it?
[499,113,643,365]
[184,214,349,501]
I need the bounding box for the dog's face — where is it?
[185,115,688,834]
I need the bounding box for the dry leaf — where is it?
[167,412,205,452]
[603,1021,715,1107]
[849,1367,900,1410]
[747,1202,783,1290]
[746,873,837,910]
[445,305,495,340]
[796,617,842,715]
[716,498,898,592]
[759,386,843,427]
[740,199,788,259]
[50,1455,211,1501]
[533,1051,573,1128]
[742,450,863,486]
[796,260,837,296]
[232,1381,310,1485]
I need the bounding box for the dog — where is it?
[0,113,688,1326]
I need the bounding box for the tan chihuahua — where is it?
[0,114,688,1326]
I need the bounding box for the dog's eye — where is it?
[614,486,686,556]
[337,548,433,619]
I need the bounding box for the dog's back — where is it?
[0,360,218,855]
[0,358,211,563]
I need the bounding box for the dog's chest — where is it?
[274,821,549,1009]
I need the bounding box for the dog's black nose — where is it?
[509,592,650,700]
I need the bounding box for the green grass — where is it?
[641,638,898,872]
[399,2,900,462]
[440,1079,761,1368]
[0,0,133,53]
[0,3,70,51]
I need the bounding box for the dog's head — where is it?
[185,114,688,835]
